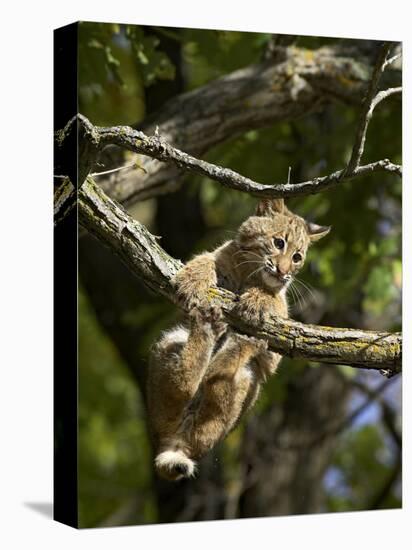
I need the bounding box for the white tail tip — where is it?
[155,450,196,481]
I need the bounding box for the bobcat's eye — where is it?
[274,238,285,250]
[292,252,302,263]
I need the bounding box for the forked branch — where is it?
[345,42,402,175]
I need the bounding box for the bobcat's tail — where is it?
[155,449,196,481]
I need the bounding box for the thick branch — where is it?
[78,177,401,376]
[83,115,402,200]
[54,177,76,225]
[55,114,100,188]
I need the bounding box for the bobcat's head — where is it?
[235,199,330,292]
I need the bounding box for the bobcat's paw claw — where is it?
[189,303,226,336]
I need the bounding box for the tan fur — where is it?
[147,199,330,480]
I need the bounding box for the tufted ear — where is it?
[306,222,331,242]
[255,198,287,217]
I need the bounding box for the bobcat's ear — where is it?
[306,222,331,242]
[255,198,286,217]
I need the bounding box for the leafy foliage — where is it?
[78,22,145,126]
[126,26,175,86]
[78,287,156,527]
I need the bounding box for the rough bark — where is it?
[78,177,401,376]
[53,177,76,226]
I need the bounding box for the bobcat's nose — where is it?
[276,264,292,283]
[277,259,291,279]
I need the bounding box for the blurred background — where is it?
[76,22,402,527]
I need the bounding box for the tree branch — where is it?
[368,448,401,510]
[78,177,401,376]
[92,43,401,205]
[265,376,398,452]
[345,43,402,175]
[78,114,402,200]
[54,177,76,225]
[351,378,401,448]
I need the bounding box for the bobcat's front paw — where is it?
[173,275,214,314]
[173,264,226,336]
[233,288,273,325]
[176,288,210,314]
[189,303,225,332]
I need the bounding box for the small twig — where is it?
[371,87,402,112]
[91,162,147,178]
[368,448,401,510]
[273,377,397,451]
[351,378,401,448]
[345,42,396,175]
[287,166,292,185]
[383,52,402,70]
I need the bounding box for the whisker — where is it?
[297,277,316,290]
[232,249,262,260]
[234,260,264,269]
[293,278,317,301]
[294,276,316,292]
[294,281,308,305]
[245,265,265,282]
[232,249,246,259]
[247,251,263,259]
[296,287,310,309]
[289,281,307,311]
[288,282,301,310]
[287,283,299,307]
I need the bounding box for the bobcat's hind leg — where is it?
[191,333,267,457]
[148,308,220,481]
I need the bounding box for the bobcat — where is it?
[147,198,330,481]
